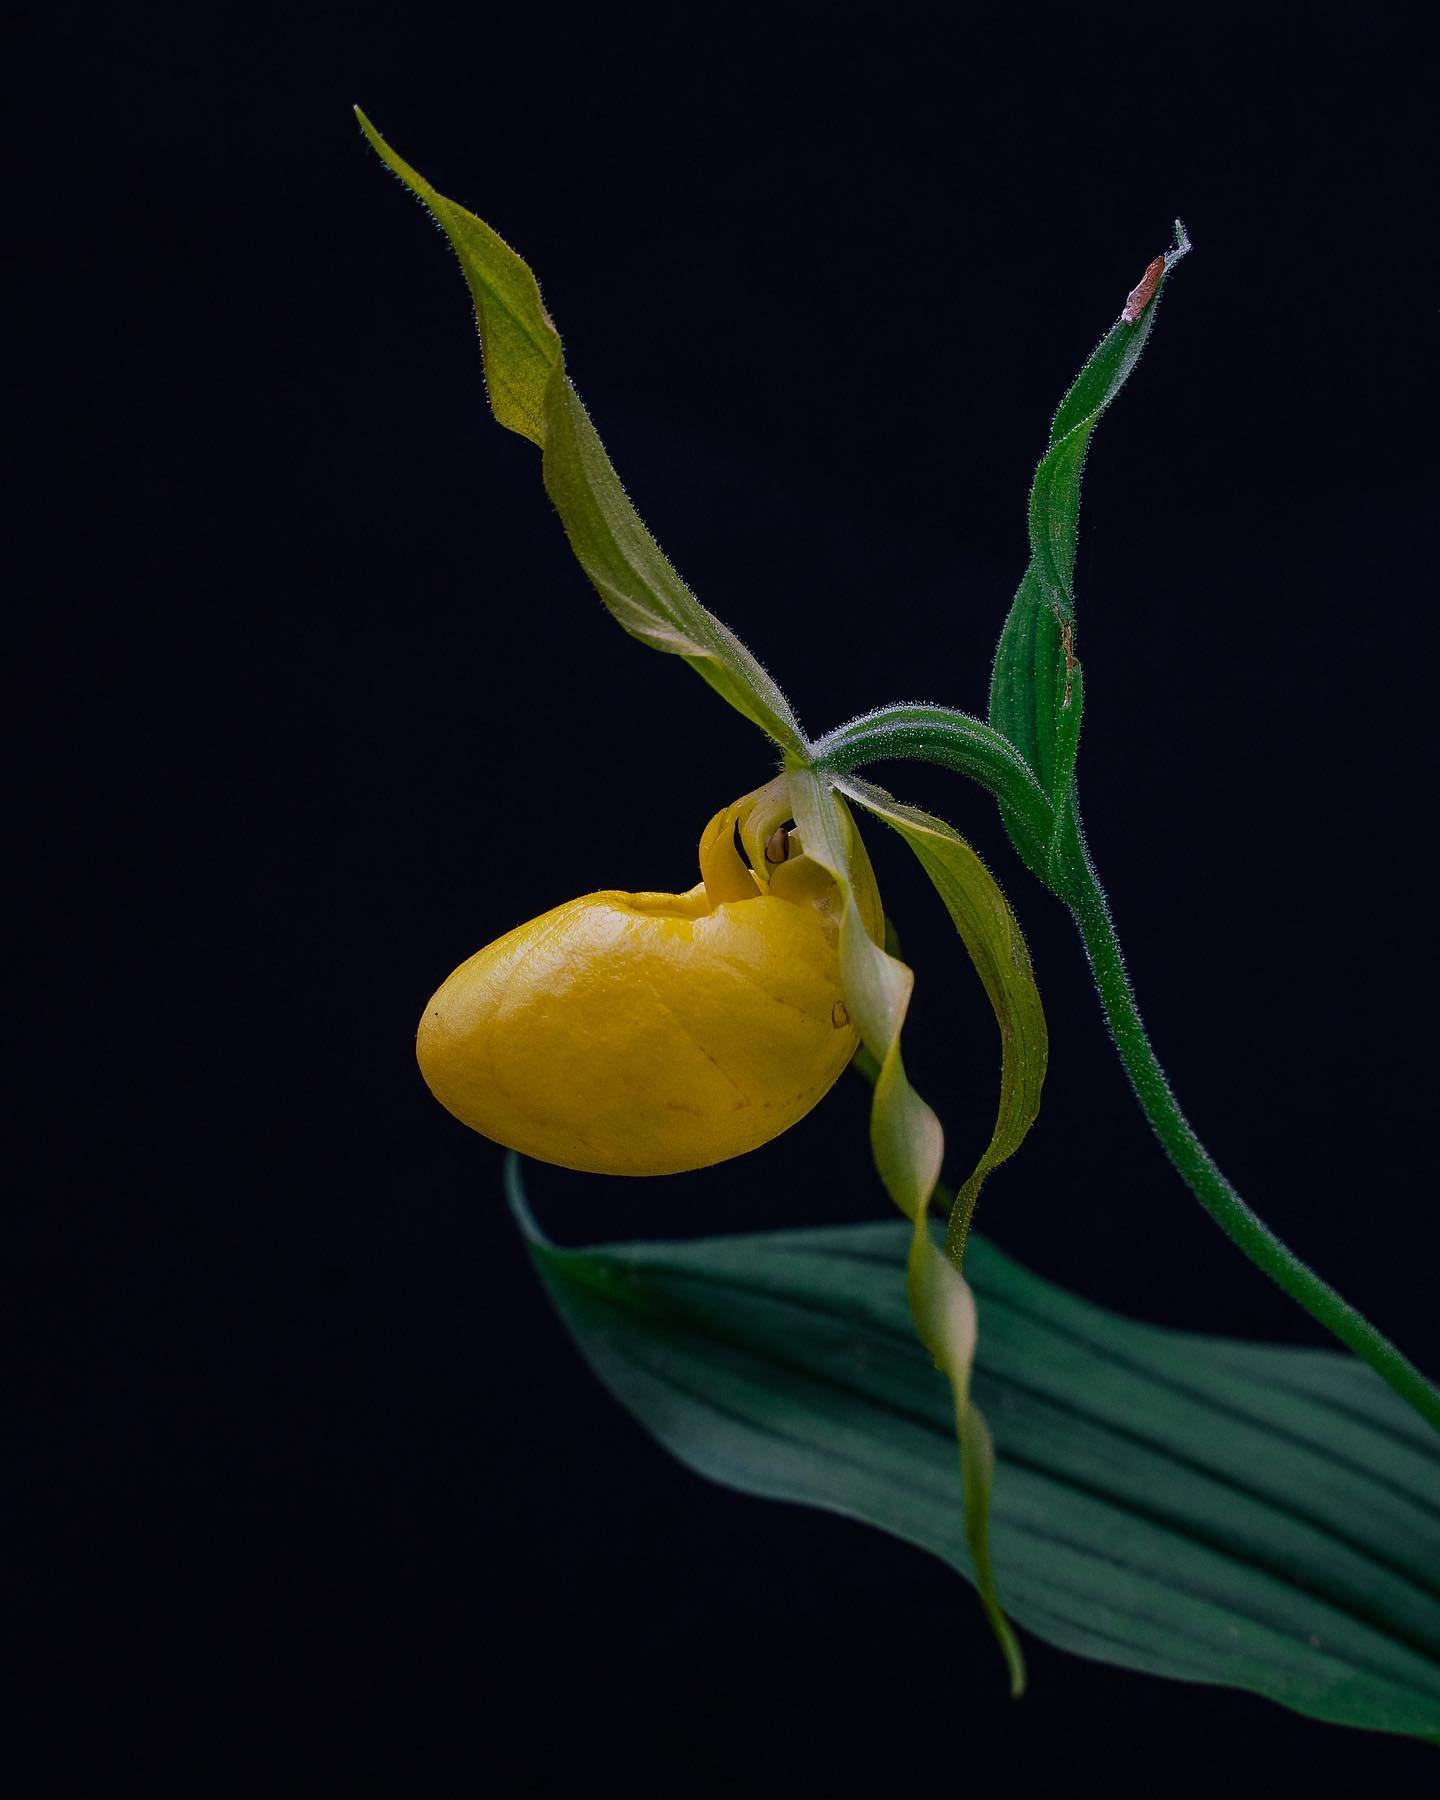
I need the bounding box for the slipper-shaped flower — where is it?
[416,781,872,1175]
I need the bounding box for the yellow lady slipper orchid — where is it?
[416,781,873,1175]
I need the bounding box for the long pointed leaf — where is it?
[508,1163,1440,1740]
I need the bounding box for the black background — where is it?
[20,1,1438,1792]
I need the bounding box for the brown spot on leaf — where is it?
[1053,607,1079,709]
[1122,253,1166,323]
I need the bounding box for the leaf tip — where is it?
[1120,223,1192,323]
[1121,254,1166,324]
[353,105,386,157]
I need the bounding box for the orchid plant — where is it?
[359,110,1440,1739]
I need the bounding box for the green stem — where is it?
[1056,814,1440,1431]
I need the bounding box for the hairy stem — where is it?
[1055,813,1440,1431]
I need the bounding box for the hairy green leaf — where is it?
[989,225,1190,843]
[509,1164,1440,1740]
[357,109,807,756]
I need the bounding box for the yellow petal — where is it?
[417,881,858,1175]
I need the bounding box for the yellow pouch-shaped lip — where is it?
[416,876,858,1176]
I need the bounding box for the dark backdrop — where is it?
[20,1,1438,1792]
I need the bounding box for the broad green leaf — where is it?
[835,774,1048,1262]
[787,768,1024,1688]
[357,109,807,757]
[989,225,1190,839]
[508,1163,1440,1740]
